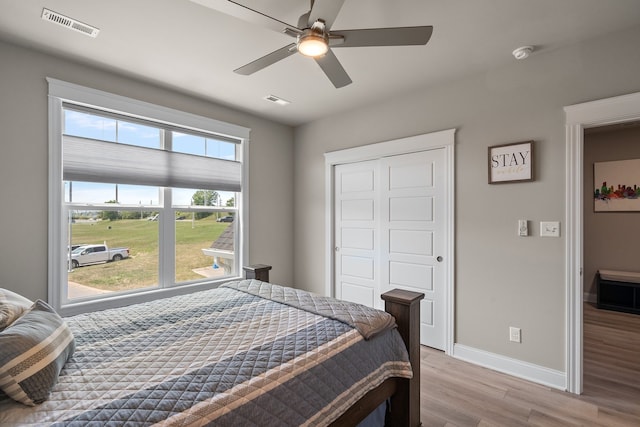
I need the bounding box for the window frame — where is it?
[47,78,251,316]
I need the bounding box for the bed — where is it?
[0,265,423,426]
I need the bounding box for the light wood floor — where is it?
[420,303,640,426]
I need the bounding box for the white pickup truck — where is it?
[69,244,129,268]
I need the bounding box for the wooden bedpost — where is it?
[243,264,272,282]
[381,289,424,427]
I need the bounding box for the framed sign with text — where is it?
[488,141,534,184]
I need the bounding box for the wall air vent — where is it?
[264,95,291,106]
[41,8,100,38]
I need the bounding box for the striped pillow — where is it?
[0,300,75,406]
[0,289,33,331]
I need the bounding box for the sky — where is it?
[64,109,236,207]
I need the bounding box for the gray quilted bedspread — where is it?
[223,281,397,339]
[0,280,412,426]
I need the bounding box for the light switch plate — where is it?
[540,221,560,237]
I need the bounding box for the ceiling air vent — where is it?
[264,95,291,106]
[41,8,100,38]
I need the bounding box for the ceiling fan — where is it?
[218,0,433,88]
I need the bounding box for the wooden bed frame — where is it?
[244,265,424,427]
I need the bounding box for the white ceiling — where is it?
[1,0,639,126]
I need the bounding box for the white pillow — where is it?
[0,289,34,331]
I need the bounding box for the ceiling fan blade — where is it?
[234,43,297,75]
[332,26,433,48]
[314,49,352,88]
[200,0,301,34]
[308,0,346,30]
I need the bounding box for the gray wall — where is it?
[583,125,640,299]
[0,39,294,300]
[293,25,640,371]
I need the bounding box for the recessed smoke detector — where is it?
[41,8,100,38]
[264,95,291,106]
[512,46,534,60]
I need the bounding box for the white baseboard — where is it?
[453,344,566,391]
[583,292,596,303]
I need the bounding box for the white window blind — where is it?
[62,135,242,192]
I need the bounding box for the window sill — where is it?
[58,276,242,317]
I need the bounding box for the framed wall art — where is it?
[594,158,640,212]
[488,141,534,184]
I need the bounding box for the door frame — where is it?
[324,129,456,355]
[564,91,640,394]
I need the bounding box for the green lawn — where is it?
[68,215,231,291]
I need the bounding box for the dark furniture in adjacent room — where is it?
[597,269,640,315]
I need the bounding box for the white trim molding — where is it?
[454,344,566,391]
[324,128,456,355]
[564,90,640,394]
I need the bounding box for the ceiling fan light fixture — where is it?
[298,34,329,57]
[225,2,433,88]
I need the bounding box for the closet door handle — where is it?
[436,256,443,262]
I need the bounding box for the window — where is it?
[48,79,250,315]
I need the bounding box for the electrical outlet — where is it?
[509,327,521,343]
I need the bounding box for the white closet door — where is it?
[380,149,446,350]
[334,160,380,309]
[333,148,447,349]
